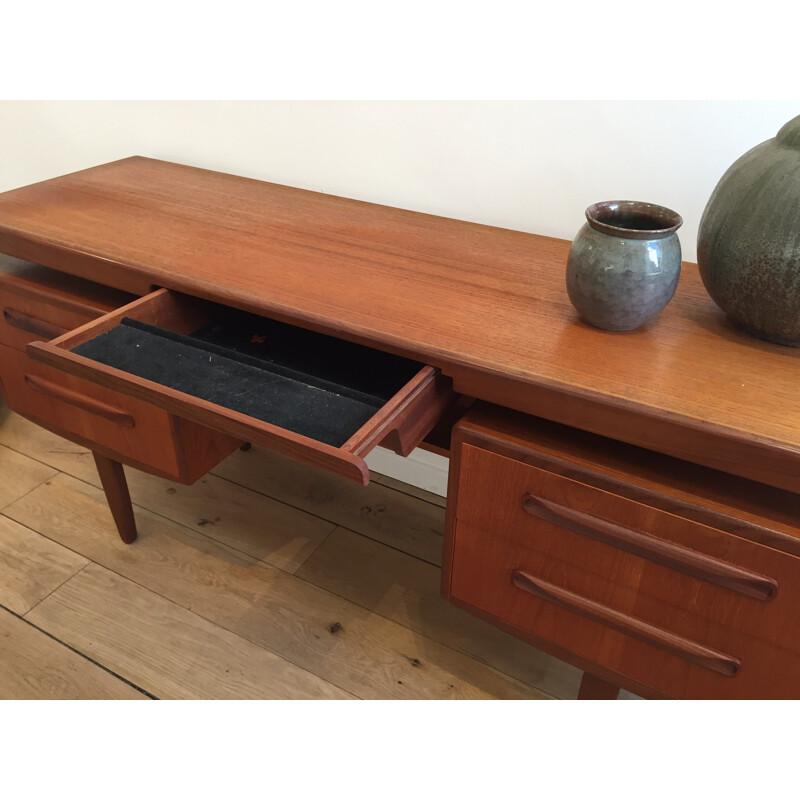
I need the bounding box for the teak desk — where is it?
[0,157,798,699]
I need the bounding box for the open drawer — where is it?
[26,288,454,484]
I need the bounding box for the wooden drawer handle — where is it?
[3,308,68,340]
[511,570,741,677]
[523,494,778,602]
[24,374,136,428]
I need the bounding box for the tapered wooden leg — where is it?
[92,452,137,544]
[578,672,620,700]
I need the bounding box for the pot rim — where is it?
[586,200,683,239]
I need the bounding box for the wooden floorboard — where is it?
[296,527,582,699]
[0,606,146,700]
[0,408,585,700]
[0,413,335,573]
[5,474,553,699]
[0,410,102,484]
[212,444,446,565]
[0,514,88,615]
[27,563,354,699]
[2,412,444,566]
[373,472,447,508]
[0,442,57,511]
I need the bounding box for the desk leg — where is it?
[578,672,620,700]
[92,453,137,544]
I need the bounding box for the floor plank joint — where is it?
[1,599,158,699]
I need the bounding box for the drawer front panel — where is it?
[0,344,181,477]
[0,283,101,352]
[450,444,800,698]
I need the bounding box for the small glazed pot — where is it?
[566,201,683,331]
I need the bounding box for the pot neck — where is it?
[585,201,683,240]
[777,115,800,150]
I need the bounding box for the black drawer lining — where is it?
[72,317,415,447]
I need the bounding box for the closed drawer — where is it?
[0,343,184,477]
[0,259,136,352]
[447,440,800,699]
[26,288,454,484]
[0,282,101,351]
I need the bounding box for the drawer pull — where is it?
[511,570,741,677]
[3,308,68,340]
[24,374,136,428]
[523,494,778,602]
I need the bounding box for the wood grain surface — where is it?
[0,412,339,573]
[0,158,797,488]
[296,526,582,699]
[27,563,354,700]
[27,286,450,485]
[0,253,137,310]
[445,408,800,698]
[0,441,57,510]
[0,410,578,698]
[4,472,549,700]
[0,274,113,352]
[211,440,447,565]
[0,607,146,700]
[0,343,183,477]
[0,409,443,568]
[0,513,87,614]
[456,404,800,555]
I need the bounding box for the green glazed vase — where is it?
[697,114,800,346]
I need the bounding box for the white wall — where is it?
[2,101,797,493]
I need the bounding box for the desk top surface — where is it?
[0,157,797,489]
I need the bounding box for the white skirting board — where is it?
[365,447,449,497]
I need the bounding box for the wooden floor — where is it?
[0,403,590,700]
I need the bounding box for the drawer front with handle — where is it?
[0,343,182,477]
[0,282,100,352]
[448,442,800,698]
[0,259,137,352]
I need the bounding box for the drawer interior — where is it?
[27,288,453,483]
[70,303,423,448]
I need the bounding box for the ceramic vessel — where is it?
[566,201,683,331]
[697,114,800,346]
